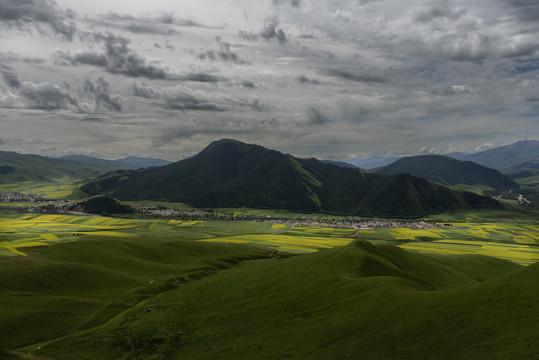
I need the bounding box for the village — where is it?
[1,194,444,231]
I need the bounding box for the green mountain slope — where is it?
[82,139,500,217]
[0,151,116,184]
[463,140,539,172]
[12,239,537,360]
[375,155,518,188]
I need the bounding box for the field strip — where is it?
[400,241,539,265]
[199,234,354,253]
[77,231,136,237]
[2,242,49,256]
[0,214,143,256]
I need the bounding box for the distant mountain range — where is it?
[0,151,113,184]
[342,156,401,170]
[341,140,539,173]
[375,155,518,189]
[82,139,500,218]
[462,140,539,172]
[58,155,172,169]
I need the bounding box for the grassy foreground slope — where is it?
[13,240,538,360]
[0,236,280,353]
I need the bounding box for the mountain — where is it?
[0,151,114,184]
[72,195,134,216]
[463,140,539,172]
[116,156,173,169]
[58,155,172,169]
[82,139,500,217]
[320,160,358,169]
[343,155,401,170]
[375,155,518,189]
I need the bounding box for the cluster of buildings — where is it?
[136,206,180,217]
[0,192,44,202]
[268,219,442,230]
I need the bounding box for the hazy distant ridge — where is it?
[58,155,172,169]
[462,140,539,172]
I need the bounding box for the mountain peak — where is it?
[82,140,501,217]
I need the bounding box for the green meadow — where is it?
[0,209,538,359]
[0,180,83,199]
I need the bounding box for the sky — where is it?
[0,0,538,161]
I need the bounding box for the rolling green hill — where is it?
[375,155,518,189]
[0,150,116,184]
[7,238,537,360]
[81,139,500,217]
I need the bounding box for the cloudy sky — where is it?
[0,0,538,161]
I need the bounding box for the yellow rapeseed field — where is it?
[200,234,353,253]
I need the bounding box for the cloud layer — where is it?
[0,0,538,159]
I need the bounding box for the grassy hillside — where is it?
[0,229,280,352]
[9,238,537,360]
[375,155,517,188]
[0,150,116,185]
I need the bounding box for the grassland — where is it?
[7,238,538,360]
[1,207,538,359]
[2,210,538,264]
[354,219,539,265]
[0,179,82,199]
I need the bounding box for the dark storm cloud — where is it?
[124,23,176,36]
[0,0,76,40]
[503,0,539,23]
[297,75,320,85]
[321,68,387,83]
[260,17,287,44]
[228,97,268,112]
[198,37,247,65]
[238,30,258,42]
[83,77,122,111]
[131,81,224,112]
[164,89,224,112]
[0,67,123,113]
[20,81,79,110]
[180,73,222,82]
[306,107,330,125]
[273,0,301,7]
[158,126,240,144]
[0,64,20,88]
[54,32,170,79]
[241,80,256,89]
[131,81,160,99]
[97,11,203,29]
[91,12,181,35]
[0,138,5,144]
